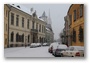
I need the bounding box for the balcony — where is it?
[31,29,38,33]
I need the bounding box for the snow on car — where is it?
[36,43,41,47]
[30,43,42,48]
[30,43,37,48]
[42,43,49,46]
[61,46,84,57]
[48,42,59,53]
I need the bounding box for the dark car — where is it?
[52,44,67,57]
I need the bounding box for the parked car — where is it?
[48,42,59,53]
[61,46,84,57]
[52,44,67,57]
[42,43,49,46]
[30,43,42,48]
[36,43,41,47]
[30,43,37,48]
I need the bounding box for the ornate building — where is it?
[39,11,54,44]
[68,4,84,46]
[5,4,46,47]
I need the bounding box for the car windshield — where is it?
[58,49,66,51]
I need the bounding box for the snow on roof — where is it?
[39,18,45,22]
[10,4,47,22]
[10,4,32,15]
[46,27,50,31]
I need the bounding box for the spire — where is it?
[39,11,48,22]
[42,11,46,17]
[48,9,52,25]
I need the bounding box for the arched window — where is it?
[16,33,19,42]
[73,29,76,42]
[39,37,41,43]
[79,26,83,42]
[80,4,83,17]
[27,19,29,29]
[42,38,43,43]
[11,32,14,42]
[28,35,30,42]
[22,34,24,42]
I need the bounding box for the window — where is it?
[22,34,24,42]
[42,25,43,33]
[16,33,19,42]
[19,35,22,42]
[6,10,8,17]
[36,23,38,30]
[16,15,19,26]
[11,32,14,42]
[27,19,29,29]
[39,24,41,32]
[43,26,44,33]
[74,10,76,21]
[69,15,72,25]
[10,44,13,47]
[32,21,34,29]
[22,17,24,27]
[73,29,76,42]
[80,4,83,17]
[6,24,7,31]
[44,26,45,33]
[79,26,83,42]
[11,13,14,25]
[28,35,30,42]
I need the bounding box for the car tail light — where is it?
[75,52,80,56]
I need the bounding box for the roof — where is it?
[10,4,32,16]
[9,4,45,22]
[67,4,73,14]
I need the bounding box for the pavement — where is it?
[4,46,54,57]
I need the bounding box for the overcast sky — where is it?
[19,4,71,40]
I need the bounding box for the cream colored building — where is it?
[8,4,46,47]
[30,16,46,44]
[4,4,10,48]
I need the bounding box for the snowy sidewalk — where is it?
[4,46,54,57]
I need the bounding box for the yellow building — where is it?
[68,4,84,46]
[4,4,10,48]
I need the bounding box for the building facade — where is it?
[64,15,71,46]
[31,15,46,45]
[39,11,54,44]
[45,24,54,44]
[4,4,10,48]
[68,4,84,46]
[7,4,46,47]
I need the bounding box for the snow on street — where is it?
[4,46,54,57]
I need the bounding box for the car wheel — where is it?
[61,53,64,57]
[52,52,54,55]
[54,52,58,57]
[72,56,74,57]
